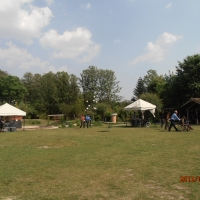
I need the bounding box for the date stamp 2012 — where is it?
[180,176,200,182]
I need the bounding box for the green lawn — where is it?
[0,124,200,200]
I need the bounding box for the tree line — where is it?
[133,54,200,117]
[0,66,124,121]
[0,54,200,121]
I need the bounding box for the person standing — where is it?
[131,112,136,127]
[85,114,91,128]
[159,110,165,127]
[80,114,85,128]
[165,111,171,130]
[168,110,181,132]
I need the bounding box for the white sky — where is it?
[0,0,200,100]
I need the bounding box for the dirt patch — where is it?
[2,197,17,200]
[37,146,64,148]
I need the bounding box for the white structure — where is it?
[124,99,156,118]
[0,103,26,116]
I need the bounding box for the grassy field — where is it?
[0,124,200,200]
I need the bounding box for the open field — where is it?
[0,124,200,200]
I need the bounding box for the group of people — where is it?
[131,112,150,127]
[160,110,193,132]
[80,114,92,128]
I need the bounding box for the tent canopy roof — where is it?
[0,103,26,116]
[124,99,156,111]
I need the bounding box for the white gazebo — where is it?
[124,99,156,118]
[0,103,26,117]
[0,103,26,129]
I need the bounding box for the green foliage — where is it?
[18,102,38,119]
[4,53,200,119]
[68,122,73,127]
[161,54,200,109]
[22,71,80,117]
[96,102,112,121]
[80,66,122,103]
[92,120,103,126]
[143,69,166,97]
[27,120,41,125]
[59,115,65,124]
[0,69,8,76]
[175,54,200,101]
[133,77,146,98]
[73,95,85,116]
[112,101,129,123]
[0,75,27,102]
[147,76,166,97]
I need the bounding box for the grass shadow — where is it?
[98,130,110,132]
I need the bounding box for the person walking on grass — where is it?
[168,110,181,132]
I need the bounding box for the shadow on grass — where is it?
[98,130,110,132]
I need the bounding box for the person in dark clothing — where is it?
[0,118,5,132]
[159,110,165,127]
[131,112,136,127]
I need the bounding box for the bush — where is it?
[68,122,73,127]
[75,119,80,125]
[92,121,102,126]
[27,120,41,125]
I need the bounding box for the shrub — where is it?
[28,120,41,125]
[92,121,102,126]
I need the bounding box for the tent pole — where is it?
[125,111,127,126]
[23,117,25,131]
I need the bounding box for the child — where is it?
[165,112,171,130]
[181,116,193,131]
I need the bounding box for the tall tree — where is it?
[80,66,121,104]
[21,73,43,117]
[147,76,166,98]
[175,54,200,99]
[98,69,121,102]
[133,77,146,98]
[143,69,158,87]
[68,74,80,104]
[79,66,99,102]
[162,54,200,109]
[55,71,70,103]
[0,75,27,103]
[21,72,42,104]
[40,72,59,114]
[0,69,8,77]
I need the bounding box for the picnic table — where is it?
[4,123,17,132]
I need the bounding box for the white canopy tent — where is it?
[124,99,156,118]
[0,103,26,116]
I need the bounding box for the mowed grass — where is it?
[0,124,200,200]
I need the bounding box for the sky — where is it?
[0,0,200,101]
